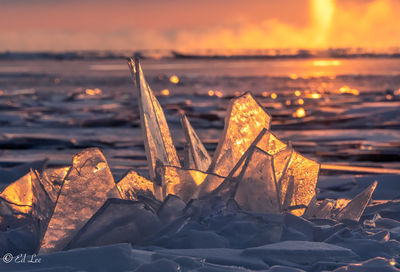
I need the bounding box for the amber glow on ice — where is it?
[313,60,341,67]
[293,107,306,118]
[169,75,179,84]
[161,89,170,96]
[339,86,359,95]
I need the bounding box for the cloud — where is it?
[0,0,399,51]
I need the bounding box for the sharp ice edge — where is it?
[127,57,180,182]
[181,114,212,172]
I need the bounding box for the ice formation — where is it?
[0,57,386,271]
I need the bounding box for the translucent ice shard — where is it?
[116,170,158,201]
[199,127,285,199]
[191,172,226,199]
[275,148,320,216]
[66,199,161,249]
[40,148,116,254]
[304,199,335,219]
[127,57,180,180]
[255,128,288,156]
[161,166,223,202]
[0,172,34,214]
[208,92,271,177]
[0,170,54,238]
[181,114,211,172]
[40,167,70,203]
[234,147,281,213]
[335,181,377,221]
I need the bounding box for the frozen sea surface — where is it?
[0,58,399,178]
[1,57,400,272]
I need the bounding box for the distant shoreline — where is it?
[1,48,400,61]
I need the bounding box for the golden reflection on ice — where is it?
[312,60,341,67]
[310,93,321,99]
[339,85,359,95]
[85,88,102,96]
[208,92,271,177]
[214,90,223,98]
[161,89,170,96]
[293,107,306,118]
[169,75,179,84]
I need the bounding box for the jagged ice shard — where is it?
[234,147,281,213]
[276,149,320,216]
[304,182,377,221]
[335,181,378,221]
[115,169,161,201]
[208,92,271,177]
[0,169,53,224]
[161,165,224,202]
[181,114,212,172]
[127,57,181,181]
[40,148,116,254]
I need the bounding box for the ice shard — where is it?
[275,148,320,216]
[197,128,285,199]
[255,128,288,156]
[234,147,281,213]
[304,199,335,219]
[116,169,160,201]
[40,148,116,254]
[40,167,70,203]
[161,166,223,202]
[31,170,55,233]
[66,199,161,249]
[208,92,271,177]
[0,169,54,241]
[335,181,378,221]
[127,57,180,181]
[0,172,34,214]
[181,114,211,172]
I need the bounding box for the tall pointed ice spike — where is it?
[335,181,378,221]
[208,92,271,177]
[181,114,211,172]
[127,57,181,181]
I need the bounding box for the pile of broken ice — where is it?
[0,58,399,272]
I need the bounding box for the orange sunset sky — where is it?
[1,0,400,51]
